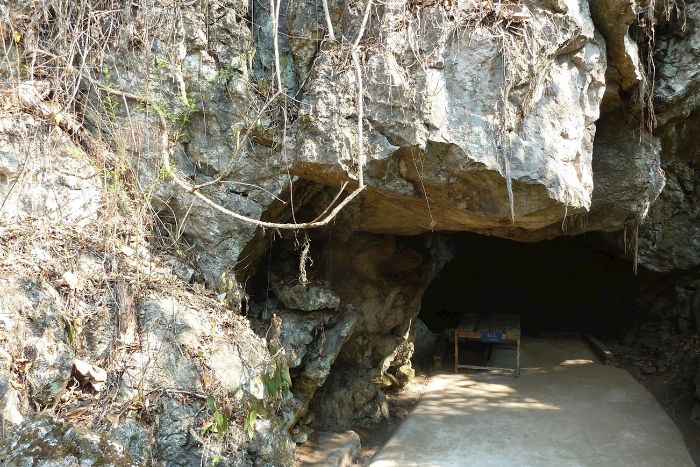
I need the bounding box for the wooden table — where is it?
[454,313,521,376]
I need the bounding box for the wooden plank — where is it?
[455,313,521,376]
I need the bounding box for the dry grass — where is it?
[0,211,264,458]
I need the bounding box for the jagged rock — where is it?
[152,399,202,467]
[0,373,23,426]
[290,424,313,444]
[296,431,362,467]
[161,255,196,282]
[277,310,328,368]
[654,3,700,126]
[0,277,73,407]
[2,414,138,466]
[291,1,607,239]
[24,338,73,406]
[110,418,152,464]
[311,372,389,431]
[588,0,642,109]
[273,279,341,311]
[276,306,358,424]
[0,110,101,227]
[638,109,700,271]
[412,319,437,362]
[587,111,665,230]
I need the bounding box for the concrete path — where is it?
[371,337,694,467]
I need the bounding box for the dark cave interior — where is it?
[418,232,643,339]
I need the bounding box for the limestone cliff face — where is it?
[292,1,609,237]
[1,0,700,462]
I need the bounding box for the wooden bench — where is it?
[454,313,521,376]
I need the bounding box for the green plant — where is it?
[208,48,257,86]
[261,358,292,401]
[243,401,258,437]
[61,316,76,344]
[200,396,229,437]
[100,67,119,119]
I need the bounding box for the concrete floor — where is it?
[370,337,695,467]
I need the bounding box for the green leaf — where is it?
[200,422,214,437]
[213,411,228,435]
[244,405,257,437]
[281,364,292,388]
[62,316,75,343]
[206,396,217,414]
[262,373,277,396]
[12,31,21,43]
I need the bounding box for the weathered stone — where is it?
[0,277,74,407]
[0,373,23,426]
[153,399,202,467]
[588,0,642,109]
[2,414,138,466]
[110,418,152,464]
[275,306,357,424]
[291,1,607,239]
[654,3,700,127]
[639,110,700,271]
[587,111,665,231]
[311,372,389,431]
[24,338,73,407]
[273,279,341,311]
[0,109,101,227]
[291,424,313,444]
[296,431,361,467]
[412,319,437,362]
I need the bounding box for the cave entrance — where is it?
[415,232,641,372]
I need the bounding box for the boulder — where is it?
[273,279,341,311]
[0,373,23,426]
[2,414,138,466]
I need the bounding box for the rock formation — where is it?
[1,0,700,463]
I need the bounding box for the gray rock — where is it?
[588,0,642,108]
[291,424,313,444]
[161,255,196,282]
[298,431,361,467]
[110,418,152,464]
[2,414,138,466]
[0,109,101,227]
[153,399,201,467]
[24,337,73,406]
[0,277,74,407]
[291,1,607,239]
[638,118,700,271]
[654,3,700,127]
[311,372,389,431]
[273,280,341,311]
[412,319,437,361]
[276,306,357,424]
[0,373,23,426]
[587,111,665,231]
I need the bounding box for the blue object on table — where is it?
[481,330,503,343]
